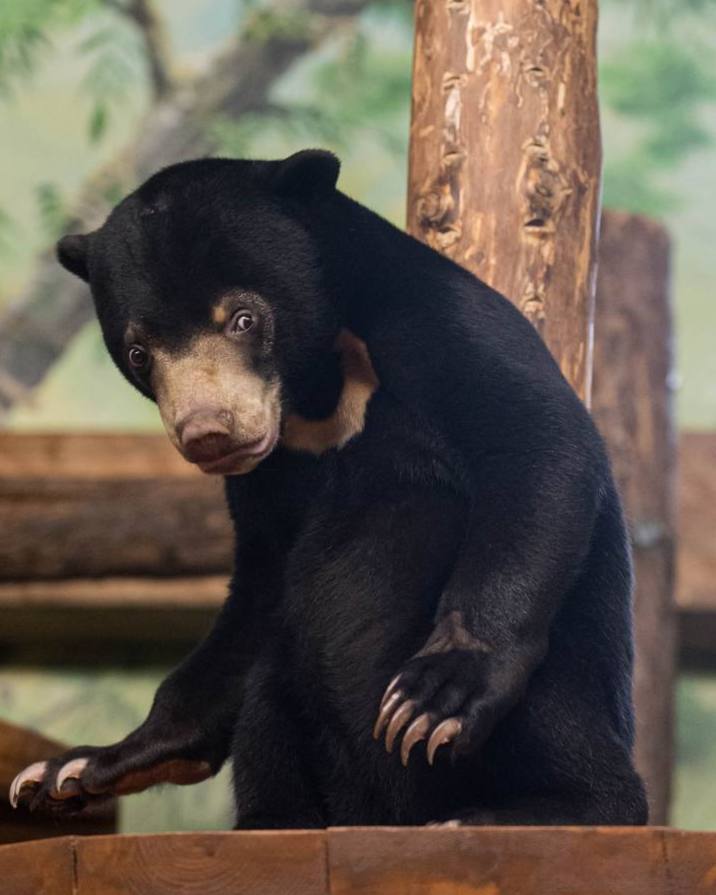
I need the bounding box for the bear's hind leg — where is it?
[431,781,647,827]
[428,664,648,827]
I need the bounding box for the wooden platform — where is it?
[1,828,715,894]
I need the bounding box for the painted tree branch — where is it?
[106,0,175,99]
[0,0,372,419]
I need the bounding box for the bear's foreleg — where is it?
[374,449,605,768]
[10,594,249,814]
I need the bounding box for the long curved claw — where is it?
[400,713,433,767]
[9,761,47,808]
[373,690,403,740]
[385,700,417,753]
[379,674,403,711]
[426,717,463,766]
[54,757,90,799]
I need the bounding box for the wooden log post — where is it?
[592,212,676,825]
[406,0,676,823]
[407,0,602,401]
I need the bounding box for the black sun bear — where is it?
[10,150,647,827]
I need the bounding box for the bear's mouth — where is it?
[196,426,279,475]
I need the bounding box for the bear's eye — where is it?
[128,345,149,370]
[230,310,254,334]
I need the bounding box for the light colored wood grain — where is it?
[592,211,676,824]
[0,433,196,480]
[407,0,601,402]
[328,827,700,895]
[0,478,232,580]
[75,831,328,895]
[2,829,716,894]
[0,576,226,609]
[0,837,75,895]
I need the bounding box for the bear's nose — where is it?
[177,409,235,462]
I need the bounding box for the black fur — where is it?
[35,149,646,826]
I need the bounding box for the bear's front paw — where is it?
[373,649,495,766]
[10,744,211,815]
[373,610,500,767]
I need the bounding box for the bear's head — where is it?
[56,149,368,475]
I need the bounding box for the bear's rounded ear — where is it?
[273,149,340,199]
[57,233,90,282]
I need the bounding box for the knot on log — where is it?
[522,62,548,89]
[415,189,453,228]
[520,289,547,327]
[446,0,470,13]
[433,225,462,250]
[521,138,572,236]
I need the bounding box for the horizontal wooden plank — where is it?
[0,576,227,609]
[0,430,713,605]
[0,433,196,479]
[0,836,75,895]
[0,478,232,580]
[0,573,704,665]
[75,831,328,895]
[329,827,671,895]
[1,829,715,894]
[0,431,714,659]
[0,578,222,649]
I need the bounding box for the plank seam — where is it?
[659,829,676,895]
[70,836,79,895]
[323,830,332,895]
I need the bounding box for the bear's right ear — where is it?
[273,149,340,200]
[56,233,90,282]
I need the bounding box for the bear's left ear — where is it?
[57,233,91,282]
[273,149,340,199]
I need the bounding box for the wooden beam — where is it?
[1,828,716,893]
[0,577,223,652]
[591,211,676,825]
[407,0,601,401]
[0,433,195,479]
[0,477,232,580]
[0,433,710,652]
[0,576,227,609]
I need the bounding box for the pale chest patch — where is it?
[281,329,379,455]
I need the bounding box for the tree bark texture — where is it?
[592,210,676,825]
[407,0,602,402]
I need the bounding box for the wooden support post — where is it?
[406,1,676,823]
[407,0,602,400]
[592,211,677,825]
